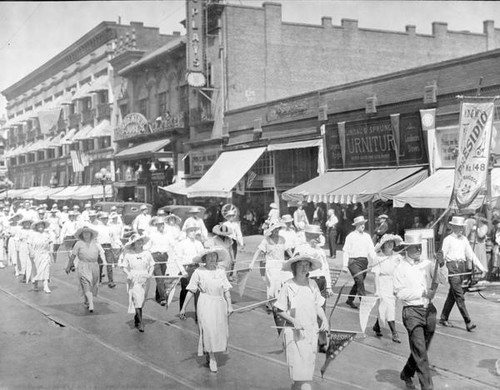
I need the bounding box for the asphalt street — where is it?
[1,235,500,389]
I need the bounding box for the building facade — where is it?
[1,21,177,202]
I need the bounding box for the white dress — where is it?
[372,252,401,325]
[258,236,292,299]
[29,231,53,281]
[186,265,232,356]
[120,249,155,314]
[274,279,325,381]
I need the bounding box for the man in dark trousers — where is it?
[393,231,448,390]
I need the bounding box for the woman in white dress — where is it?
[17,217,34,283]
[371,233,403,343]
[274,255,329,390]
[29,220,53,293]
[179,247,233,373]
[119,234,155,332]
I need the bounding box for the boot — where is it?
[43,280,51,294]
[372,319,382,337]
[134,309,140,328]
[138,308,144,332]
[388,321,400,343]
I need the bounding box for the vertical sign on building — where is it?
[186,0,207,87]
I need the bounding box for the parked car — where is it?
[94,201,153,226]
[157,205,207,228]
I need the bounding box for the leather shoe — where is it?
[108,282,116,288]
[209,359,217,373]
[400,372,416,389]
[439,319,452,327]
[392,333,401,343]
[372,325,382,337]
[160,300,167,306]
[466,322,477,332]
[345,301,358,310]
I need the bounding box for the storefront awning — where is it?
[115,138,171,160]
[159,180,189,196]
[267,138,322,151]
[0,188,31,199]
[19,186,51,200]
[50,186,82,200]
[187,147,266,198]
[394,168,500,209]
[61,128,77,145]
[283,166,427,204]
[71,185,113,200]
[32,186,66,201]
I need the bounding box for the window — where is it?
[47,149,55,159]
[119,104,129,117]
[252,152,274,175]
[158,92,167,117]
[275,148,318,186]
[184,155,191,175]
[81,97,92,112]
[98,90,108,104]
[99,136,111,149]
[138,99,148,118]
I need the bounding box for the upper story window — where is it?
[81,97,92,112]
[97,90,108,104]
[138,99,148,118]
[158,92,167,117]
[119,104,129,118]
[252,152,274,175]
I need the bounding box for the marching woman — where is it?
[250,220,291,303]
[371,234,403,343]
[119,234,155,332]
[274,255,329,390]
[29,220,53,293]
[65,224,105,313]
[7,214,22,275]
[18,217,34,283]
[179,247,233,373]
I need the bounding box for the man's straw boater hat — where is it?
[304,224,323,235]
[352,216,368,226]
[402,230,423,247]
[449,216,466,226]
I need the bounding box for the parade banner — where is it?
[320,330,357,378]
[420,108,438,173]
[451,99,495,209]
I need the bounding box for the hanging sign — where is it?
[186,0,206,87]
[451,99,495,209]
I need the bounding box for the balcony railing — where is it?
[81,109,96,125]
[97,103,111,120]
[150,111,186,133]
[68,113,81,129]
[189,107,214,126]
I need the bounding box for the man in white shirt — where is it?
[146,216,174,306]
[80,203,92,223]
[95,212,115,288]
[439,216,487,332]
[132,204,151,235]
[59,211,79,263]
[393,230,447,390]
[342,216,375,309]
[325,208,339,258]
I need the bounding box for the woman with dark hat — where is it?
[274,255,329,390]
[29,220,53,293]
[119,234,155,332]
[179,246,233,373]
[65,224,105,313]
[371,233,403,342]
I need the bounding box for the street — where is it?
[1,235,500,389]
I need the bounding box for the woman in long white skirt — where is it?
[17,218,34,283]
[119,234,155,332]
[29,220,53,293]
[180,247,233,373]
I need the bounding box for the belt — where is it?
[310,276,326,280]
[447,259,465,263]
[403,304,428,309]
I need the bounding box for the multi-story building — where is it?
[114,1,499,210]
[0,21,177,203]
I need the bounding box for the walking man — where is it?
[342,216,375,309]
[394,230,448,390]
[439,216,487,331]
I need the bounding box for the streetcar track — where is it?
[50,275,364,390]
[0,286,199,390]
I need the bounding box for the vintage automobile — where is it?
[94,201,153,226]
[157,205,208,228]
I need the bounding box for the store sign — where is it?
[190,150,218,176]
[116,113,149,140]
[326,113,425,168]
[186,0,206,87]
[436,127,459,167]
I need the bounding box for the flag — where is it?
[70,150,84,172]
[320,330,356,377]
[246,170,257,188]
[38,108,62,134]
[451,99,495,210]
[359,296,379,334]
[80,151,90,167]
[163,276,181,307]
[329,269,342,288]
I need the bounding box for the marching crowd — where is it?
[0,198,493,390]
